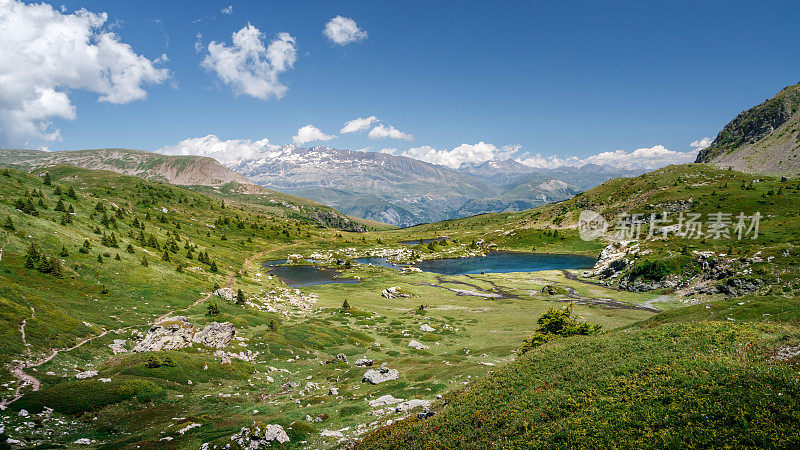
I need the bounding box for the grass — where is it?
[358,321,800,449]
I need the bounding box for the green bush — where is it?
[518,304,602,355]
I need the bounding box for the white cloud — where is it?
[160,134,278,163]
[341,116,378,133]
[379,148,397,155]
[368,124,413,141]
[516,145,699,170]
[0,0,169,146]
[220,5,233,15]
[401,142,516,169]
[293,125,336,145]
[690,136,713,150]
[323,16,367,45]
[201,24,297,100]
[194,33,203,53]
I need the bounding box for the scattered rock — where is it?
[133,316,195,352]
[214,288,237,302]
[419,324,435,332]
[396,399,431,413]
[75,370,97,379]
[335,353,348,363]
[280,381,301,391]
[408,340,429,350]
[382,287,412,299]
[362,367,399,384]
[328,387,339,396]
[231,422,289,447]
[772,344,800,362]
[192,322,235,348]
[108,339,127,354]
[369,395,404,407]
[354,358,374,367]
[74,438,92,445]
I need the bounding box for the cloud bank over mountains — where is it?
[160,132,704,172]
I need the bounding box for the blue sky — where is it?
[1,0,799,169]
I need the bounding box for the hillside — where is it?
[0,148,259,190]
[0,148,369,232]
[695,81,800,176]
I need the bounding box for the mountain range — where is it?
[228,146,642,226]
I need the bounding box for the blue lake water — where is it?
[264,253,597,287]
[410,252,597,276]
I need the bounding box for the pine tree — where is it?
[97,254,103,263]
[54,185,62,196]
[141,256,149,267]
[236,289,245,305]
[3,216,13,231]
[54,198,66,212]
[209,260,218,273]
[162,250,171,262]
[42,172,51,186]
[66,186,77,199]
[126,243,135,254]
[24,243,40,269]
[115,253,121,261]
[341,299,350,310]
[59,246,68,257]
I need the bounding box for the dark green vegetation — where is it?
[359,321,800,448]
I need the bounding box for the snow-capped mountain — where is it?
[226,146,582,226]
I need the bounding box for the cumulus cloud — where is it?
[323,16,367,45]
[690,136,713,150]
[401,142,517,169]
[379,148,397,155]
[160,134,278,163]
[341,116,378,133]
[0,0,169,146]
[220,5,233,15]
[368,124,413,140]
[201,24,297,100]
[516,145,699,170]
[292,125,336,145]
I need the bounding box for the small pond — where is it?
[263,260,359,288]
[398,237,449,245]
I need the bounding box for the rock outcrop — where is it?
[408,340,429,350]
[133,317,195,352]
[214,288,236,302]
[231,422,289,447]
[362,367,399,384]
[382,287,412,299]
[193,322,235,348]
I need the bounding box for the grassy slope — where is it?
[359,320,800,449]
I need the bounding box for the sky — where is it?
[1,0,799,170]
